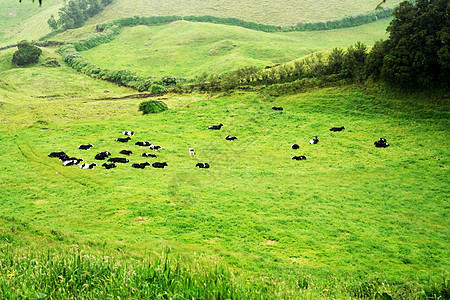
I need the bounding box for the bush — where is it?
[12,40,42,66]
[138,100,168,114]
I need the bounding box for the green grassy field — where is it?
[0,51,448,295]
[79,19,392,78]
[88,0,401,26]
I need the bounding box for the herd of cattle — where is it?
[48,106,390,170]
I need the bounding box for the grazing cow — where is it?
[95,151,111,160]
[272,106,283,111]
[374,138,390,148]
[208,124,223,130]
[108,157,129,163]
[292,155,307,160]
[102,163,116,169]
[78,144,93,150]
[152,162,167,168]
[196,162,210,168]
[79,163,97,169]
[189,148,196,157]
[63,158,83,166]
[119,150,133,156]
[141,153,157,158]
[48,151,66,158]
[135,141,152,146]
[225,135,238,141]
[330,126,345,131]
[122,131,134,136]
[291,144,299,149]
[149,145,162,151]
[115,137,131,143]
[309,136,319,144]
[132,162,150,169]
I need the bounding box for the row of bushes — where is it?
[92,8,393,35]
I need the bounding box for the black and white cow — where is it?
[309,136,319,144]
[108,157,129,163]
[135,141,152,146]
[189,148,196,157]
[115,137,131,143]
[78,144,93,150]
[149,145,162,151]
[102,163,117,169]
[225,135,238,141]
[132,162,150,169]
[119,150,132,156]
[330,126,345,131]
[95,151,111,160]
[122,131,134,136]
[63,158,83,166]
[292,155,307,160]
[374,138,390,148]
[152,162,167,168]
[79,163,97,169]
[196,162,210,168]
[208,124,223,130]
[141,153,157,158]
[291,144,299,149]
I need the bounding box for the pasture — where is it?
[0,55,448,293]
[80,19,392,77]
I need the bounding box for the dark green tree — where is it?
[12,40,42,66]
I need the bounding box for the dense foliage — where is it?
[48,0,113,31]
[138,100,169,114]
[365,0,450,88]
[11,40,42,66]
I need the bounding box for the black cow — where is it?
[196,162,210,168]
[115,137,131,143]
[330,126,345,131]
[132,162,150,169]
[102,163,116,169]
[119,150,133,156]
[291,144,299,149]
[309,136,319,144]
[292,155,307,160]
[78,144,93,150]
[122,131,134,136]
[225,135,238,141]
[152,162,167,168]
[208,124,223,130]
[374,138,390,148]
[272,106,283,111]
[149,145,162,150]
[79,163,97,169]
[48,151,66,158]
[135,141,151,146]
[141,153,157,158]
[95,151,111,160]
[108,157,129,163]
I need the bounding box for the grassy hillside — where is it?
[0,0,62,47]
[0,53,448,297]
[89,0,402,26]
[80,19,392,78]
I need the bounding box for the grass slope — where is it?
[0,57,448,289]
[0,0,62,47]
[89,0,402,26]
[80,19,392,77]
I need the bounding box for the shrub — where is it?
[12,40,42,66]
[138,100,168,114]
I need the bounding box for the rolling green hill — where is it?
[80,18,392,77]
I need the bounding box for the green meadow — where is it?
[80,19,392,77]
[0,44,449,297]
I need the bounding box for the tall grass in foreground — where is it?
[0,247,447,299]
